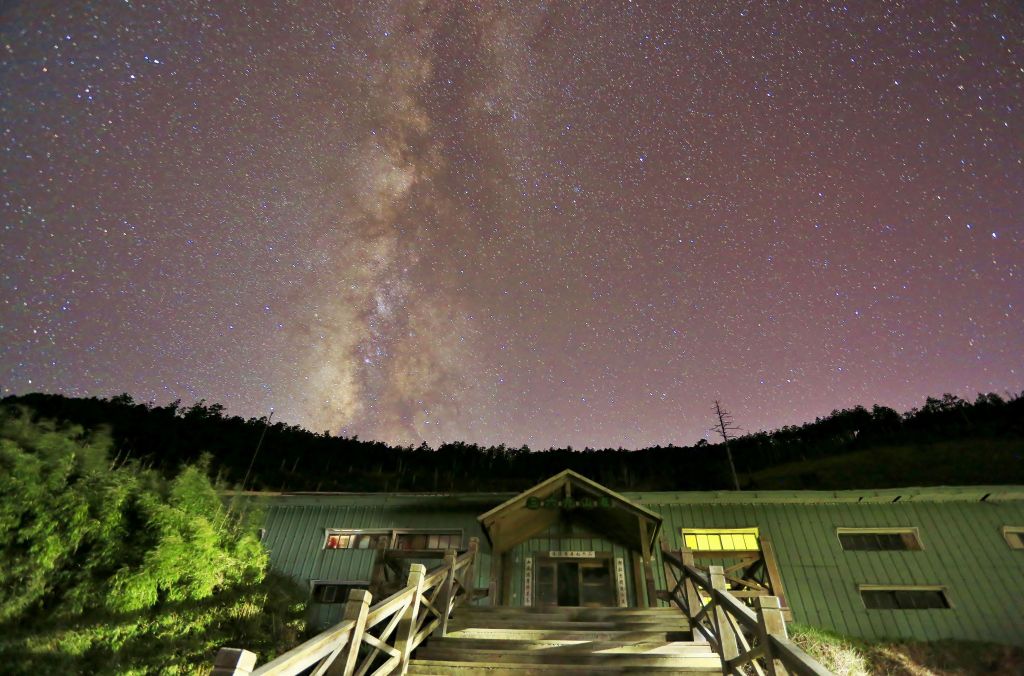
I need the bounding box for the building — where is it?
[253,470,1024,646]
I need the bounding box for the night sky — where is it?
[2,2,1022,450]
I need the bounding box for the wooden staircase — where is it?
[407,605,722,674]
[214,546,830,676]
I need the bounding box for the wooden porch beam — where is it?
[760,537,789,611]
[638,516,657,607]
[631,550,647,608]
[488,545,502,605]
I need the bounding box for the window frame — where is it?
[323,527,464,551]
[858,584,952,610]
[1002,526,1024,550]
[309,579,370,604]
[323,529,392,550]
[681,527,760,553]
[392,530,463,552]
[836,527,923,552]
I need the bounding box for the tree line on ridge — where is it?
[3,390,1021,493]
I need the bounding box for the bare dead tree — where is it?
[242,410,274,491]
[712,400,742,491]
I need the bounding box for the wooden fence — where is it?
[213,538,479,676]
[661,549,832,676]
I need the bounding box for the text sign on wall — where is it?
[615,557,628,607]
[548,550,596,558]
[524,556,534,607]
[527,495,613,509]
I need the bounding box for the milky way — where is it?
[2,2,1022,449]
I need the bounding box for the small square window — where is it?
[861,587,949,610]
[838,528,922,551]
[311,581,368,604]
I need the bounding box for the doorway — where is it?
[535,557,615,607]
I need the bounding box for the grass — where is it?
[745,437,1024,490]
[789,623,1024,675]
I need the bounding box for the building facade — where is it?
[253,470,1024,646]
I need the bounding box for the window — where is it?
[324,528,463,550]
[1002,527,1024,550]
[311,581,369,604]
[325,533,350,549]
[324,530,389,550]
[860,586,950,610]
[393,532,462,551]
[837,528,922,551]
[682,527,760,552]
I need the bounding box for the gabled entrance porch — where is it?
[477,469,663,608]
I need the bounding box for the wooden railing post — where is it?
[462,537,479,604]
[436,548,458,637]
[680,548,702,618]
[212,648,257,675]
[395,563,426,675]
[756,595,788,676]
[709,565,740,667]
[330,589,372,676]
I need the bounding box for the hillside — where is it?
[748,436,1024,490]
[3,391,1022,492]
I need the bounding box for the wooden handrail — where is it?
[768,636,834,676]
[214,538,480,676]
[363,585,420,628]
[661,548,834,676]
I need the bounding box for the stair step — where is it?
[454,609,685,623]
[411,606,720,673]
[407,658,722,674]
[423,637,711,654]
[447,619,681,632]
[443,627,692,641]
[417,646,720,664]
[456,605,679,615]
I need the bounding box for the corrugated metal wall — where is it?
[260,495,494,628]
[256,489,1024,644]
[645,498,1024,646]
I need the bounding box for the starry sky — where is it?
[2,2,1022,450]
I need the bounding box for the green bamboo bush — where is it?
[0,408,307,674]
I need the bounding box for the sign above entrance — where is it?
[526,495,612,509]
[548,550,596,558]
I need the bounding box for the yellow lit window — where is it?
[682,527,760,552]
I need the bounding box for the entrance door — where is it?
[536,558,615,607]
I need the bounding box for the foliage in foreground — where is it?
[790,623,1024,676]
[0,408,308,675]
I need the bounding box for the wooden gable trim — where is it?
[477,470,663,554]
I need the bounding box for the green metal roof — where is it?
[228,485,1024,506]
[628,485,1024,504]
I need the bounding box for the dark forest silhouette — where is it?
[3,391,1022,492]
